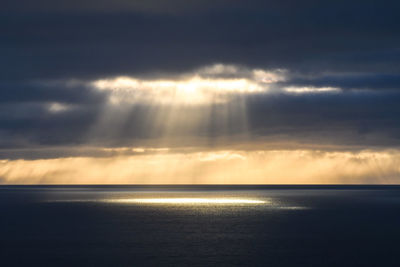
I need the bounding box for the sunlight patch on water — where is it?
[43,196,310,209]
[106,198,267,205]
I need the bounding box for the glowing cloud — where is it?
[284,86,340,94]
[1,149,399,184]
[91,65,286,105]
[47,102,71,113]
[93,76,263,105]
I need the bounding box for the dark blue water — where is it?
[1,185,400,266]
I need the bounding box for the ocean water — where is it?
[1,185,400,266]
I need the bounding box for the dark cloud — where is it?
[0,81,105,104]
[246,91,400,146]
[0,80,105,148]
[1,0,399,80]
[1,0,231,14]
[0,102,101,147]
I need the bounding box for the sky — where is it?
[1,0,400,184]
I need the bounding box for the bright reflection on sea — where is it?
[40,189,310,210]
[106,198,267,205]
[44,197,308,209]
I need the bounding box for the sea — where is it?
[1,185,399,266]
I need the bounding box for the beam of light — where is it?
[106,198,267,204]
[85,64,286,149]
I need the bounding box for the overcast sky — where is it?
[1,1,400,183]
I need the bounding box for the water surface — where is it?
[1,185,399,266]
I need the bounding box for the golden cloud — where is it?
[1,149,399,184]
